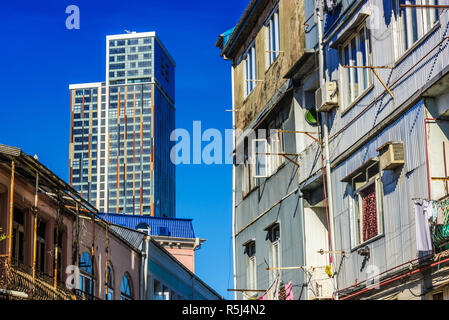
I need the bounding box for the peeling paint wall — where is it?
[232,0,306,133]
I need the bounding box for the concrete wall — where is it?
[80,218,141,300]
[0,166,74,283]
[232,0,306,132]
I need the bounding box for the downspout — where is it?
[231,64,238,300]
[316,6,338,299]
[299,189,308,300]
[140,235,149,300]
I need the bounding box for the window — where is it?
[12,208,25,265]
[120,273,133,300]
[245,241,257,292]
[433,292,444,300]
[350,162,384,247]
[242,153,254,196]
[252,112,287,179]
[36,220,46,273]
[105,263,114,300]
[267,224,281,282]
[79,251,95,299]
[54,230,63,282]
[244,42,257,97]
[340,25,372,109]
[394,0,439,57]
[265,7,280,68]
[253,139,268,178]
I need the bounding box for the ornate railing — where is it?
[74,289,102,301]
[0,257,77,300]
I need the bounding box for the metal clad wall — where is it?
[235,192,305,300]
[331,101,425,289]
[326,3,449,162]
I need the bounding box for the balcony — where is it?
[0,257,77,300]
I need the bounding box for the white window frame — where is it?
[393,0,440,59]
[268,224,281,283]
[246,242,257,292]
[339,24,372,111]
[265,7,280,69]
[349,164,384,248]
[242,156,253,196]
[267,126,285,175]
[253,139,269,178]
[244,42,257,98]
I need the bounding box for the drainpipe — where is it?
[140,235,149,300]
[231,64,238,300]
[316,6,338,299]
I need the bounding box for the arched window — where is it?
[105,263,114,300]
[79,251,95,299]
[120,273,133,300]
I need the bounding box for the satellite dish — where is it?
[305,110,318,126]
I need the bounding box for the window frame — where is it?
[265,6,281,69]
[79,251,95,299]
[267,224,281,282]
[105,263,114,300]
[339,23,373,111]
[245,241,257,291]
[349,163,384,249]
[393,0,440,60]
[243,41,257,98]
[120,273,133,300]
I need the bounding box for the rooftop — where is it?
[97,213,196,239]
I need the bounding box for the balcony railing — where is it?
[0,257,77,300]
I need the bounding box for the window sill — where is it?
[350,233,385,253]
[243,85,258,104]
[242,185,259,200]
[340,84,374,116]
[393,22,441,68]
[265,53,282,75]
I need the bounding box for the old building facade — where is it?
[219,0,449,300]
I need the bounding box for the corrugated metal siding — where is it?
[326,3,449,161]
[331,101,426,289]
[98,214,195,238]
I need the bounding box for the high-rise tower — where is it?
[69,32,175,218]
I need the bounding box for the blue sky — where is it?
[0,0,247,298]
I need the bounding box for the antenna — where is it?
[124,29,136,34]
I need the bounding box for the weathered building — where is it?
[0,144,220,300]
[0,144,142,300]
[217,0,332,300]
[219,0,449,300]
[312,0,449,300]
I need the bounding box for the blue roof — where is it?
[221,27,235,48]
[98,214,196,239]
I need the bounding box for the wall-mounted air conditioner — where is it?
[377,142,405,171]
[315,81,339,112]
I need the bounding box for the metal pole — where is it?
[91,212,95,298]
[7,160,15,267]
[231,64,238,300]
[54,206,60,289]
[32,171,39,282]
[105,213,109,299]
[316,6,338,300]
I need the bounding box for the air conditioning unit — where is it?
[377,142,405,171]
[316,81,339,112]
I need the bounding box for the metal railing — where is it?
[0,257,77,300]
